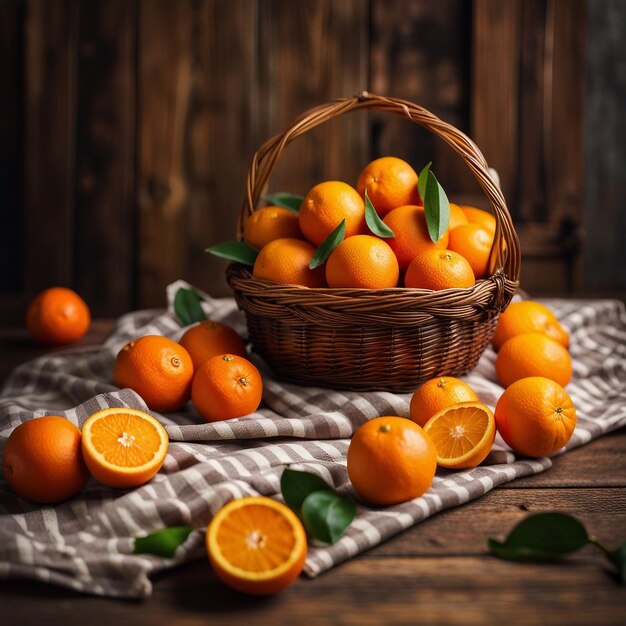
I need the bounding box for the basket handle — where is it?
[239,92,520,282]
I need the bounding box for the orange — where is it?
[192,354,263,422]
[243,206,302,250]
[447,223,494,279]
[299,181,366,246]
[2,416,89,503]
[252,238,326,288]
[448,202,469,230]
[347,416,437,506]
[206,496,307,595]
[492,301,569,350]
[494,376,577,457]
[81,408,169,488]
[325,235,399,289]
[409,376,479,427]
[179,320,247,370]
[383,205,449,271]
[26,287,91,346]
[113,335,194,413]
[404,249,475,290]
[423,402,496,469]
[356,156,419,216]
[496,332,572,388]
[460,205,496,233]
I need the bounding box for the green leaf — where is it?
[423,169,450,244]
[281,468,332,511]
[174,288,207,326]
[301,490,356,544]
[364,190,395,238]
[205,241,258,266]
[487,513,590,562]
[417,162,432,202]
[309,219,346,269]
[263,192,305,213]
[134,526,194,558]
[608,541,626,584]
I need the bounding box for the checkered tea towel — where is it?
[1,280,625,598]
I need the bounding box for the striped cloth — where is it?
[1,280,625,598]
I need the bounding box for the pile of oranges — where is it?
[246,156,498,291]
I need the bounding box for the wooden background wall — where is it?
[1,0,623,322]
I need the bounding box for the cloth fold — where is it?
[1,280,625,598]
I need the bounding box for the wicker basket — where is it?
[226,92,520,392]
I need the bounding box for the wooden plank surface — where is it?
[74,0,137,316]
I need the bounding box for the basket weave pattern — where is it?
[227,93,520,392]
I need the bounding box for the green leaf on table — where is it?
[301,490,356,545]
[364,190,394,238]
[174,288,206,326]
[421,167,450,244]
[205,241,258,266]
[263,192,305,213]
[309,219,346,269]
[281,468,332,511]
[134,525,195,558]
[487,512,590,562]
[608,540,626,584]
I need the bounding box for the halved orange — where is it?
[423,402,496,469]
[81,408,169,488]
[206,496,307,595]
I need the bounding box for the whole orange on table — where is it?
[179,320,247,370]
[26,287,91,346]
[206,496,307,595]
[192,353,263,422]
[113,335,194,413]
[495,376,577,457]
[347,416,437,505]
[496,331,572,388]
[409,376,479,427]
[2,416,89,503]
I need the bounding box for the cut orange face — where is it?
[423,402,496,469]
[206,496,307,595]
[81,408,169,488]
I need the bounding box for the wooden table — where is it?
[1,322,625,625]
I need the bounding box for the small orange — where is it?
[492,301,569,350]
[347,416,437,506]
[356,156,420,216]
[179,321,246,370]
[383,205,449,271]
[113,335,194,413]
[2,416,89,503]
[448,203,470,231]
[496,332,572,388]
[409,377,479,427]
[192,354,263,422]
[81,408,169,488]
[404,249,475,290]
[299,181,366,246]
[26,287,91,346]
[243,206,302,250]
[423,402,496,469]
[325,235,399,289]
[252,238,326,288]
[460,205,496,233]
[494,376,577,457]
[206,496,307,595]
[447,223,494,279]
